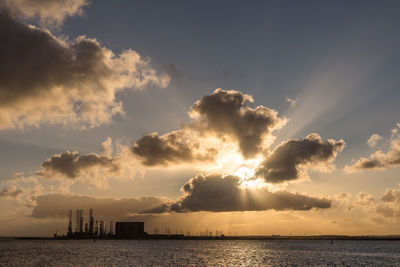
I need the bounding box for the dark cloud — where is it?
[345,139,400,172]
[29,173,331,217]
[0,187,23,199]
[31,194,169,219]
[348,158,386,170]
[132,131,217,166]
[36,151,119,179]
[132,89,284,166]
[0,8,169,130]
[149,173,331,213]
[255,133,345,183]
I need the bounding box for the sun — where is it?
[234,166,267,189]
[234,166,254,180]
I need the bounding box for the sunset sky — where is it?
[1,0,400,237]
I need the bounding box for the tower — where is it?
[89,209,94,235]
[67,210,73,237]
[95,220,98,236]
[79,209,83,233]
[99,220,104,236]
[75,209,80,233]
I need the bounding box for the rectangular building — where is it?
[115,222,145,238]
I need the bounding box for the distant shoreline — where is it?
[7,235,400,241]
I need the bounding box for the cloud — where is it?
[345,124,400,172]
[28,173,331,218]
[30,137,144,189]
[331,192,355,212]
[0,9,169,130]
[133,89,285,166]
[1,0,89,27]
[355,192,375,206]
[36,151,119,179]
[190,89,285,158]
[150,173,331,213]
[373,187,400,219]
[255,133,345,183]
[132,131,217,166]
[286,97,297,107]
[0,187,23,199]
[4,138,140,192]
[382,187,400,203]
[333,187,400,220]
[30,194,170,219]
[375,204,400,219]
[367,134,383,148]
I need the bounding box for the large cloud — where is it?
[1,0,89,27]
[255,133,345,183]
[151,173,331,213]
[190,89,284,158]
[345,124,400,172]
[29,173,331,218]
[133,89,285,166]
[0,9,169,130]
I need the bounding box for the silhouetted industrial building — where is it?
[115,222,145,238]
[60,208,146,239]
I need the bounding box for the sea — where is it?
[1,239,399,266]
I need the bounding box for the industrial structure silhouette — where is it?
[63,209,145,239]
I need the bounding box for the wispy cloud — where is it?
[2,0,89,28]
[367,134,383,148]
[286,97,297,107]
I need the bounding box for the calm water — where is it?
[1,239,399,266]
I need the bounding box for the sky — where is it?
[1,0,400,237]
